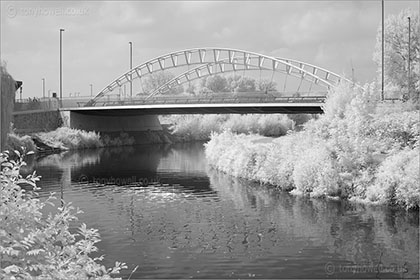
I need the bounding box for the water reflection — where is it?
[26,143,419,279]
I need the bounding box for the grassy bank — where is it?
[205,83,419,209]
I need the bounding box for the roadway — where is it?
[66,95,325,115]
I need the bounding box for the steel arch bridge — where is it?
[86,48,352,106]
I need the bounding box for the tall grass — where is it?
[6,133,37,153]
[35,127,135,151]
[205,83,420,209]
[36,127,102,150]
[162,114,295,141]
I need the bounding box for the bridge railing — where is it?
[77,94,327,107]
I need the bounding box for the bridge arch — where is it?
[87,48,351,106]
[147,57,341,97]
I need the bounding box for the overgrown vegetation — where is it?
[0,150,127,279]
[161,114,296,141]
[205,83,420,209]
[7,127,136,153]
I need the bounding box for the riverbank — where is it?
[6,113,305,154]
[205,83,419,209]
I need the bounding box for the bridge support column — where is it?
[68,112,162,132]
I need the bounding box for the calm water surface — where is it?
[24,143,419,279]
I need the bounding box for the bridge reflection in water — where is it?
[23,143,419,279]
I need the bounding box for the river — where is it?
[24,142,419,279]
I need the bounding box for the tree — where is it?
[205,75,229,93]
[226,75,242,92]
[257,79,277,93]
[141,72,183,95]
[373,9,419,100]
[185,83,196,95]
[233,77,256,93]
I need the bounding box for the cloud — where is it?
[1,0,418,98]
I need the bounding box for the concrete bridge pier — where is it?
[66,111,162,132]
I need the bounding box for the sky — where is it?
[1,0,419,99]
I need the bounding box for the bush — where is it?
[101,132,135,147]
[34,128,136,151]
[36,127,102,150]
[164,114,295,141]
[368,111,419,152]
[292,140,340,197]
[367,148,420,209]
[0,150,126,279]
[6,133,37,153]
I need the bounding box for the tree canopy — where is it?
[373,8,419,100]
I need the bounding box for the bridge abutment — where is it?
[68,111,162,132]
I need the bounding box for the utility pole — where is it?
[42,78,45,99]
[408,16,411,98]
[129,42,133,98]
[59,28,65,107]
[381,0,385,101]
[90,83,93,96]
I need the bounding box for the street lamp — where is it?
[381,0,384,101]
[42,78,45,99]
[408,16,411,97]
[59,28,65,107]
[129,41,133,98]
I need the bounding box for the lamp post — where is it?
[90,83,93,96]
[59,28,65,107]
[408,16,411,97]
[42,78,45,99]
[129,41,133,98]
[381,0,384,101]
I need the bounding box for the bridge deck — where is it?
[65,102,324,115]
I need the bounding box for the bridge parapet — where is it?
[76,94,326,108]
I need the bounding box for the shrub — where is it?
[0,150,126,279]
[292,140,340,197]
[367,148,420,209]
[368,111,420,152]
[34,128,136,150]
[101,132,135,147]
[6,133,37,153]
[165,114,295,141]
[36,127,102,150]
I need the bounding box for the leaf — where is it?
[4,264,20,273]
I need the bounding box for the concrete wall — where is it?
[12,110,162,134]
[1,68,16,151]
[69,111,162,132]
[13,110,63,134]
